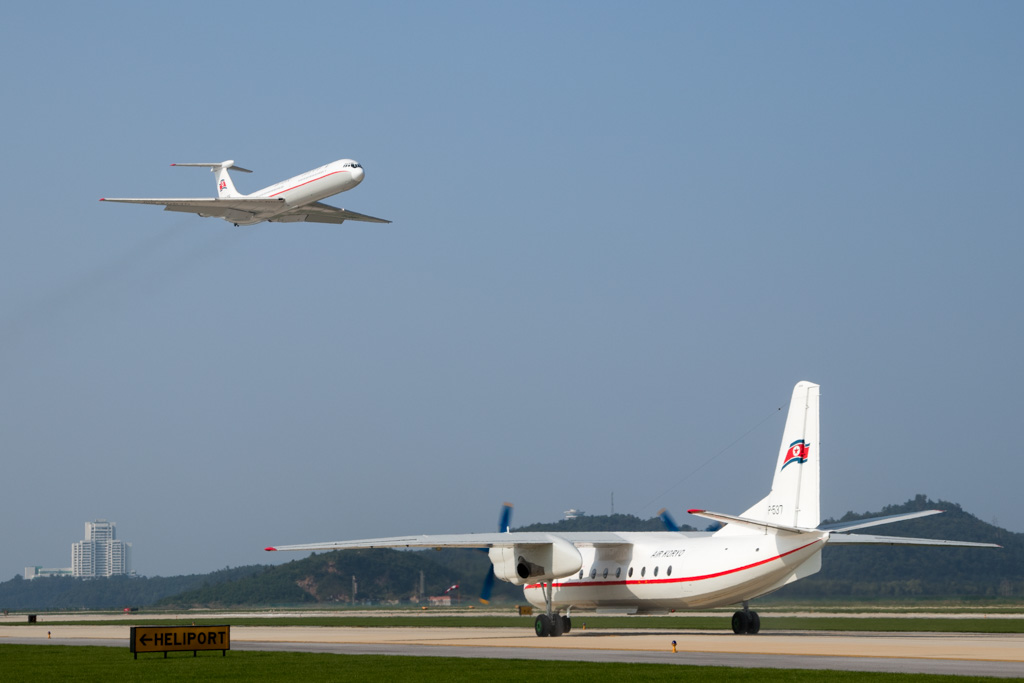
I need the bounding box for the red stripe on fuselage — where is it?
[525,539,822,590]
[266,170,350,198]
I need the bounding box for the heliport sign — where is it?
[130,625,230,658]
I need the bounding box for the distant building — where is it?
[24,566,72,579]
[563,508,584,520]
[71,519,132,578]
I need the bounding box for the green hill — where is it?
[771,494,1024,600]
[0,566,264,611]
[514,512,697,533]
[3,498,1021,611]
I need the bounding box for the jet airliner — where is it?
[266,382,999,636]
[101,159,390,227]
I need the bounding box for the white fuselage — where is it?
[522,531,825,612]
[249,159,365,207]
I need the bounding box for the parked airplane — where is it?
[266,381,998,636]
[101,159,390,227]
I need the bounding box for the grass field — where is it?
[13,614,1024,633]
[0,645,1009,683]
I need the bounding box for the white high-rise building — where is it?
[72,519,132,578]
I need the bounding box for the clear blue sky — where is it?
[1,2,1021,580]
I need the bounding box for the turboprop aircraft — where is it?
[266,381,999,636]
[101,159,390,226]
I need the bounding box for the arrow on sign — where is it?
[139,633,151,646]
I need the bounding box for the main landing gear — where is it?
[731,601,760,634]
[534,613,571,637]
[533,582,572,637]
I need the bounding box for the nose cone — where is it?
[351,165,365,186]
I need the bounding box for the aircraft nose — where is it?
[351,165,365,185]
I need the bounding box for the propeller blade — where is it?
[498,502,513,532]
[480,503,513,603]
[658,508,681,532]
[480,566,496,604]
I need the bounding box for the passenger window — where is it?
[654,566,659,577]
[628,567,633,578]
[615,567,621,578]
[602,568,608,579]
[641,567,646,577]
[667,565,672,576]
[578,570,583,579]
[590,568,597,579]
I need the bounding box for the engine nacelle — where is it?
[487,536,583,586]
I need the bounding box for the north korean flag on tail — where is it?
[782,439,809,470]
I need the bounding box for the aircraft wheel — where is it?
[561,616,572,634]
[747,611,761,634]
[552,615,565,637]
[731,611,749,635]
[534,614,552,637]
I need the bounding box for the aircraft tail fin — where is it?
[720,381,820,534]
[171,160,252,198]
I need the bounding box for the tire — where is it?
[552,615,564,637]
[562,616,572,634]
[731,611,749,635]
[747,611,760,634]
[534,614,552,637]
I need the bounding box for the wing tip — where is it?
[687,509,704,514]
[264,547,278,552]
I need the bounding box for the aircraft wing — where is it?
[826,533,1001,548]
[99,197,286,220]
[266,531,649,553]
[273,201,391,224]
[101,197,390,225]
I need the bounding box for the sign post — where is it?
[130,625,230,659]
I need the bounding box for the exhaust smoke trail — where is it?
[0,218,255,356]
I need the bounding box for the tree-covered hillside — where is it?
[0,566,264,611]
[515,512,697,533]
[154,547,522,608]
[772,495,1023,600]
[3,498,1020,611]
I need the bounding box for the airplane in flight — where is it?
[266,381,999,636]
[101,159,390,227]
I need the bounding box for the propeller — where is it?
[661,507,720,532]
[658,507,681,532]
[480,502,513,604]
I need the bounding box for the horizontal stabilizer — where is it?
[827,533,1001,548]
[171,161,253,173]
[688,509,811,535]
[819,509,944,532]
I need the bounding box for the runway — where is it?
[3,622,1023,677]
